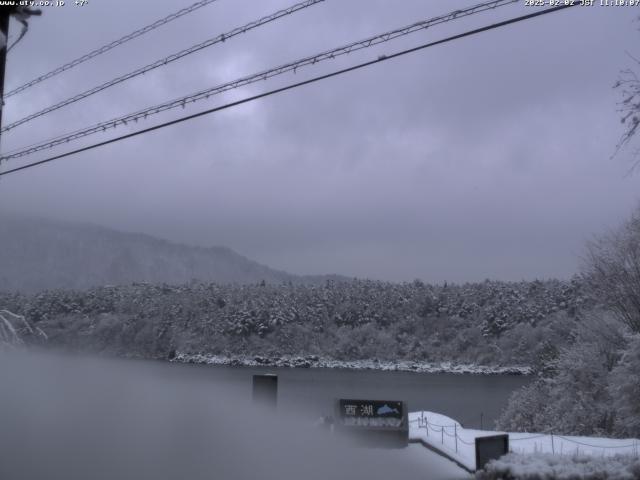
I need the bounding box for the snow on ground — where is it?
[508,431,640,458]
[409,411,498,471]
[173,352,532,375]
[404,444,472,480]
[477,453,640,480]
[408,411,640,472]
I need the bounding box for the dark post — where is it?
[252,374,277,408]
[0,9,10,134]
[0,6,41,138]
[455,423,458,453]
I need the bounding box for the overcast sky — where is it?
[0,0,639,282]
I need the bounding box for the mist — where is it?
[0,350,466,480]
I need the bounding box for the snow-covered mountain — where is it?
[0,214,320,292]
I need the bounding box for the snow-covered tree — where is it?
[584,204,640,333]
[614,40,640,168]
[0,309,47,347]
[609,334,640,437]
[496,314,627,436]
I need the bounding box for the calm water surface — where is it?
[169,361,530,428]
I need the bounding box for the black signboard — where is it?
[475,434,509,471]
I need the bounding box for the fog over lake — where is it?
[0,350,529,479]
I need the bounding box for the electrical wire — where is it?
[0,3,577,177]
[0,0,519,160]
[1,0,324,133]
[3,0,222,98]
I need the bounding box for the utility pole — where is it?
[0,8,10,137]
[0,6,41,141]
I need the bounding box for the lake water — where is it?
[169,361,530,428]
[0,351,529,480]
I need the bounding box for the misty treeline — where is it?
[498,207,640,439]
[0,276,593,368]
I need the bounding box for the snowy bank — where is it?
[171,352,532,375]
[408,411,640,472]
[409,411,501,471]
[476,453,640,480]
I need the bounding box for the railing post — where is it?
[455,423,458,453]
[551,434,555,454]
[441,426,444,444]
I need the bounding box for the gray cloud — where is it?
[1,0,639,282]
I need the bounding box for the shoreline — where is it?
[171,352,533,375]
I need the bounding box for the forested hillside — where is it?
[0,277,595,369]
[0,215,325,292]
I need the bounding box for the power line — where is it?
[1,0,324,133]
[3,0,221,99]
[0,0,519,161]
[0,0,516,155]
[0,3,577,178]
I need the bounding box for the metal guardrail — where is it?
[413,413,640,457]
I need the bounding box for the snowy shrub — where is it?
[497,314,627,436]
[497,313,640,440]
[476,453,640,480]
[496,380,551,433]
[609,335,640,438]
